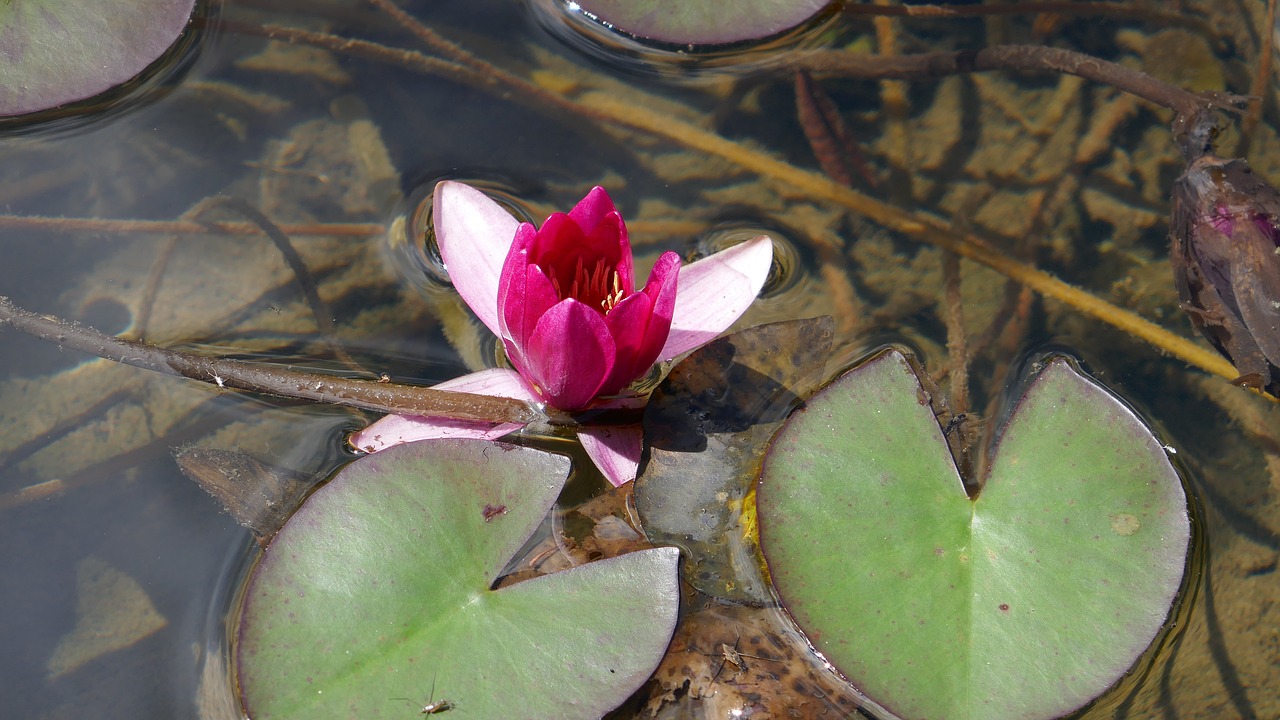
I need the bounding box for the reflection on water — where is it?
[0,0,1278,718]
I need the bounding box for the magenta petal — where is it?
[659,235,773,361]
[498,234,559,351]
[568,186,619,236]
[587,211,633,292]
[598,291,655,395]
[434,181,521,338]
[638,251,680,347]
[515,264,559,343]
[524,300,617,410]
[579,424,644,487]
[536,213,589,262]
[597,251,680,394]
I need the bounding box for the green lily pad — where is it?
[237,439,680,720]
[0,0,196,117]
[572,0,829,45]
[758,351,1190,720]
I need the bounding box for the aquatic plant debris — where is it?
[758,350,1190,720]
[351,181,773,486]
[237,439,680,719]
[0,0,196,116]
[1170,113,1280,395]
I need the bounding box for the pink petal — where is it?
[579,424,644,487]
[525,299,617,410]
[349,415,524,453]
[346,369,538,453]
[434,368,542,400]
[435,181,520,337]
[597,251,680,394]
[499,246,559,354]
[658,235,773,361]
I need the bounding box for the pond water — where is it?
[1,1,1278,718]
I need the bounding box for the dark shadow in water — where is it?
[920,75,984,209]
[1199,480,1280,551]
[1200,543,1259,720]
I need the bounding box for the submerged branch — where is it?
[797,45,1247,117]
[0,214,382,237]
[0,297,594,427]
[840,1,1220,41]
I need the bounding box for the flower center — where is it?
[551,256,625,313]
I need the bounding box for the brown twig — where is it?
[0,296,592,426]
[941,252,971,418]
[797,44,1247,117]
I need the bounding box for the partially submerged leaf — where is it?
[758,351,1190,720]
[635,317,833,604]
[174,447,314,545]
[0,0,198,117]
[48,556,168,679]
[237,439,680,720]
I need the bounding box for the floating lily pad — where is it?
[237,439,680,720]
[635,317,833,604]
[758,351,1190,720]
[572,0,829,45]
[0,0,197,116]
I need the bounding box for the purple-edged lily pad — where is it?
[758,351,1190,720]
[0,0,196,116]
[572,0,829,45]
[237,439,680,720]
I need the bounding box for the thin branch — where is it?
[0,296,579,426]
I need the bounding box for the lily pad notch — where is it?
[758,350,1191,720]
[237,438,681,720]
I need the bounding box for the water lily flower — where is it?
[351,181,773,486]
